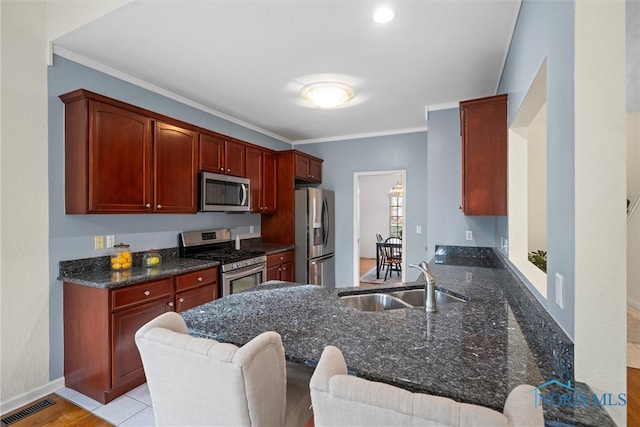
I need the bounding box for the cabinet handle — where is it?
[144,290,150,296]
[157,204,162,209]
[168,301,174,307]
[179,298,184,303]
[197,276,203,282]
[145,203,151,208]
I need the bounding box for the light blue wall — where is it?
[299,133,430,286]
[47,56,291,378]
[497,0,575,337]
[299,112,501,287]
[426,108,501,254]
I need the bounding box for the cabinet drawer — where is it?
[267,251,294,267]
[176,284,217,312]
[111,278,174,311]
[175,267,218,292]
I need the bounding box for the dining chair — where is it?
[383,236,402,280]
[135,311,313,427]
[310,345,544,427]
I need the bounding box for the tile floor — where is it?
[55,383,155,426]
[54,305,640,426]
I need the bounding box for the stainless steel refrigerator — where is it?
[295,188,335,287]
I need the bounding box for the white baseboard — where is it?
[0,377,65,416]
[628,297,640,311]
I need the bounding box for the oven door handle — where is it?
[224,263,266,279]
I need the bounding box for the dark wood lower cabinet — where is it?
[267,251,295,282]
[63,266,218,403]
[111,297,172,391]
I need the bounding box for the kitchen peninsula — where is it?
[181,247,614,426]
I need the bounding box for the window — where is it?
[388,181,403,238]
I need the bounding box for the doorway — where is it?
[353,170,406,285]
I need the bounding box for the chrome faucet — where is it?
[409,262,437,313]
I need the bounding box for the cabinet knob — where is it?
[145,203,151,208]
[144,290,150,296]
[220,167,224,171]
[282,266,287,271]
[179,298,184,303]
[197,276,203,282]
[157,204,162,209]
[168,301,174,307]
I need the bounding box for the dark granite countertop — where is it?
[181,248,614,427]
[56,241,293,289]
[58,250,219,289]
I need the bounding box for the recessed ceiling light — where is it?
[302,82,353,108]
[373,6,395,24]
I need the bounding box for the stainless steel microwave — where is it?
[199,172,250,212]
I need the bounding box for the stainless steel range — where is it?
[179,228,267,297]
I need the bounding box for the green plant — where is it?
[528,250,547,273]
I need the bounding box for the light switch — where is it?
[416,226,422,234]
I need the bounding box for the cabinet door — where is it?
[176,284,217,312]
[88,101,153,213]
[294,154,311,180]
[266,265,280,281]
[245,146,264,213]
[460,94,507,215]
[308,159,322,183]
[199,133,225,173]
[225,140,246,176]
[280,261,295,282]
[111,296,173,390]
[154,121,198,213]
[262,151,277,213]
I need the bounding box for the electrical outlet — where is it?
[465,230,473,240]
[465,272,473,282]
[555,273,564,308]
[94,235,104,250]
[106,235,115,248]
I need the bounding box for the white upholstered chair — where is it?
[310,346,544,427]
[135,312,313,427]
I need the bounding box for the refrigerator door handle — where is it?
[322,198,330,247]
[310,254,334,264]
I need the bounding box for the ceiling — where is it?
[53,1,523,144]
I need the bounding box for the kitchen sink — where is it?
[388,289,467,306]
[340,288,466,312]
[340,293,412,312]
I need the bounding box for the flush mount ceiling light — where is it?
[302,82,353,108]
[373,6,395,24]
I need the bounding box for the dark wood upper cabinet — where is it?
[261,150,323,244]
[246,146,277,213]
[154,121,198,213]
[225,139,246,177]
[294,151,323,183]
[459,94,508,216]
[199,132,246,177]
[60,89,197,214]
[198,132,225,173]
